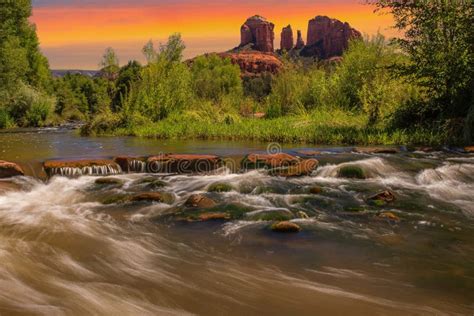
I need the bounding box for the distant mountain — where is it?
[51,69,100,78]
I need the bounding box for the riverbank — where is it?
[86,110,454,146]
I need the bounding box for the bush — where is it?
[191,54,243,102]
[8,83,54,127]
[267,64,308,118]
[0,108,14,128]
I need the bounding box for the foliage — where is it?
[368,0,474,141]
[191,54,243,102]
[99,47,120,80]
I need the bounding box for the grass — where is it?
[97,109,451,146]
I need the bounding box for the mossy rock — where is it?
[246,209,294,221]
[271,221,301,233]
[337,166,366,179]
[101,194,130,205]
[130,192,175,204]
[134,177,167,189]
[94,177,124,187]
[175,203,253,222]
[208,182,234,193]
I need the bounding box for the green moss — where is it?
[370,199,387,207]
[246,210,294,222]
[95,177,124,187]
[337,166,366,179]
[101,194,130,205]
[208,182,234,193]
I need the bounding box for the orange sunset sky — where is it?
[31,0,395,69]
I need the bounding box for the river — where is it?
[0,128,473,315]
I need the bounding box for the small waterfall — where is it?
[49,164,122,177]
[129,160,147,173]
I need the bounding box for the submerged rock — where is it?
[185,194,217,208]
[0,160,24,178]
[131,192,174,204]
[198,212,231,221]
[369,190,396,204]
[271,221,301,233]
[208,182,234,193]
[43,159,121,177]
[0,181,21,193]
[147,154,223,174]
[337,165,366,179]
[309,186,323,194]
[377,211,401,222]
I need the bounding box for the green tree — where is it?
[369,0,474,141]
[99,47,120,80]
[112,61,142,111]
[191,54,243,102]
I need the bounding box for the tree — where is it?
[112,61,142,111]
[99,47,120,80]
[368,0,474,140]
[158,33,186,63]
[191,54,243,102]
[142,40,157,64]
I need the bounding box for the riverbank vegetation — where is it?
[0,1,472,145]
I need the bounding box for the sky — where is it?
[31,0,395,69]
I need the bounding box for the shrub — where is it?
[191,54,243,102]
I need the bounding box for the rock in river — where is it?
[0,160,24,178]
[271,221,301,233]
[185,194,217,208]
[241,153,299,170]
[147,154,223,174]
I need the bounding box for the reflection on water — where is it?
[0,129,473,315]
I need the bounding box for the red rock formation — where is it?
[295,30,305,49]
[240,24,253,46]
[239,15,275,52]
[218,51,283,76]
[303,16,361,59]
[280,25,294,51]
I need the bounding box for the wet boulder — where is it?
[271,221,301,233]
[246,209,294,221]
[0,160,24,178]
[337,165,366,179]
[270,159,319,177]
[465,146,474,153]
[147,154,223,174]
[207,182,234,193]
[241,153,299,170]
[130,192,174,204]
[43,159,121,177]
[354,147,400,154]
[185,194,217,208]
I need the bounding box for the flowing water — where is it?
[0,128,473,315]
